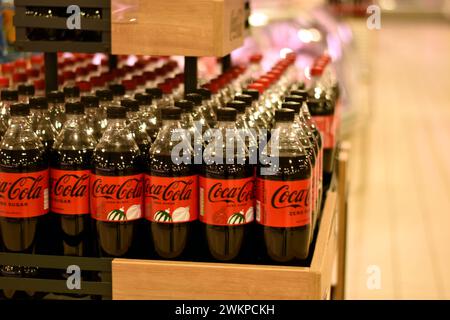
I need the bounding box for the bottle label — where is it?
[313,115,335,149]
[144,175,198,223]
[0,169,49,218]
[256,178,311,227]
[90,174,143,222]
[50,169,90,215]
[199,176,254,226]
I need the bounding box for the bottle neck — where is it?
[162,119,179,127]
[106,118,127,128]
[274,121,292,130]
[66,114,85,122]
[10,115,31,127]
[216,120,236,130]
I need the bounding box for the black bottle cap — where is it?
[234,94,253,106]
[196,88,212,99]
[109,84,126,96]
[134,93,152,105]
[285,95,305,104]
[10,103,30,117]
[161,107,182,120]
[18,84,35,96]
[96,89,113,101]
[81,95,99,108]
[306,98,326,114]
[290,89,308,99]
[1,89,19,102]
[63,86,80,98]
[275,109,295,122]
[242,89,259,100]
[120,99,140,112]
[106,106,127,119]
[216,108,237,122]
[65,102,85,115]
[47,91,65,103]
[226,100,246,114]
[29,97,48,109]
[281,101,301,113]
[146,87,163,99]
[184,93,203,106]
[175,100,194,113]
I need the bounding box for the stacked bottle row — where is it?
[0,53,339,266]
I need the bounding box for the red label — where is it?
[144,175,198,223]
[256,178,311,227]
[90,174,143,222]
[0,170,49,218]
[313,115,335,149]
[199,176,254,226]
[50,169,90,215]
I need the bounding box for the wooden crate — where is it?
[111,0,246,57]
[112,191,338,300]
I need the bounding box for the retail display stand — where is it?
[4,0,349,300]
[111,146,349,300]
[112,192,338,300]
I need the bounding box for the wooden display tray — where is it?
[112,191,338,300]
[111,0,246,57]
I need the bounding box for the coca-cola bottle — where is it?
[29,97,58,154]
[200,108,254,261]
[306,98,335,191]
[185,93,210,132]
[0,89,19,129]
[281,101,318,232]
[91,106,143,257]
[288,92,323,212]
[120,99,152,160]
[256,109,312,262]
[63,86,80,103]
[134,93,161,141]
[18,84,35,104]
[47,91,66,133]
[50,102,95,257]
[146,107,198,259]
[109,84,126,103]
[80,95,102,142]
[0,103,49,279]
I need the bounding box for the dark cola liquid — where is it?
[258,156,312,263]
[93,150,141,257]
[0,147,48,277]
[149,154,196,259]
[202,159,254,261]
[50,149,94,257]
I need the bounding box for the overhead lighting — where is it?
[297,28,322,43]
[249,12,268,27]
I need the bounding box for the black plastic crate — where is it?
[0,253,112,300]
[13,0,111,53]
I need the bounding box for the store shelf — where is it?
[112,191,338,300]
[111,0,246,57]
[13,0,111,54]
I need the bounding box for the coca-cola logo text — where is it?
[92,177,142,200]
[52,173,89,198]
[271,185,309,209]
[207,180,253,204]
[146,178,193,202]
[0,175,45,200]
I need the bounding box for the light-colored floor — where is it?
[346,19,450,299]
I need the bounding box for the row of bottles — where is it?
[0,53,339,269]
